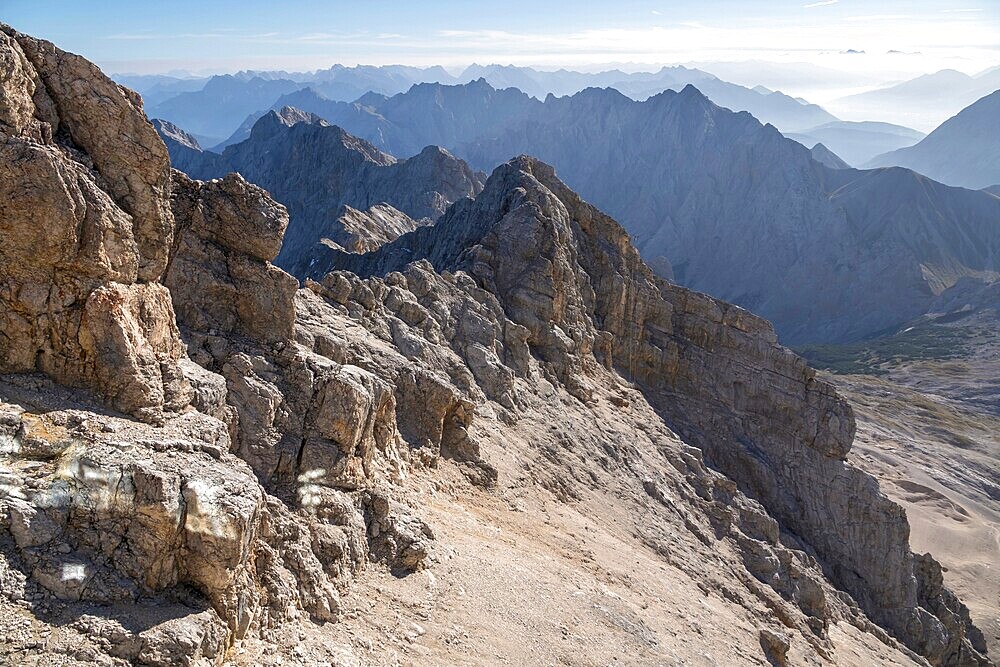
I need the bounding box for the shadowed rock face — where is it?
[322,156,989,665]
[0,26,186,424]
[155,106,485,275]
[0,23,991,667]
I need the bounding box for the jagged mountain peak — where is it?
[151,117,202,151]
[246,107,395,166]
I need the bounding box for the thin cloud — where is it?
[803,0,838,8]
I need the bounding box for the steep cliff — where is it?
[156,106,484,274]
[0,24,990,667]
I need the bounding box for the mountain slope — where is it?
[145,64,837,150]
[157,106,484,271]
[865,91,1000,190]
[453,85,1000,345]
[810,142,850,169]
[786,120,925,166]
[316,155,990,665]
[832,69,1000,131]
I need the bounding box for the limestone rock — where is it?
[155,108,484,274]
[166,170,298,345]
[322,155,989,665]
[5,26,174,282]
[0,26,186,424]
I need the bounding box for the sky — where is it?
[2,0,997,87]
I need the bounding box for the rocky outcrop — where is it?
[0,26,187,424]
[155,108,485,275]
[166,170,298,345]
[323,155,989,665]
[460,85,1000,345]
[0,25,434,664]
[325,203,427,253]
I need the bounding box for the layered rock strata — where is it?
[0,24,990,667]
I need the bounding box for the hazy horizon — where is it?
[4,1,997,87]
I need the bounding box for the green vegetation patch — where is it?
[795,323,974,375]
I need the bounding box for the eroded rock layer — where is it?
[0,24,990,667]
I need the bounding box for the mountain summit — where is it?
[0,23,989,666]
[865,90,1000,189]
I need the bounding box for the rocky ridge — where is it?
[321,155,991,665]
[0,25,991,667]
[155,106,484,274]
[168,79,1000,345]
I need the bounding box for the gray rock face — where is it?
[865,90,1000,190]
[459,85,1000,345]
[157,108,484,275]
[0,23,991,667]
[322,156,989,665]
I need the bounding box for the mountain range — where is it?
[139,63,841,147]
[159,80,1000,346]
[865,90,1000,190]
[158,106,483,269]
[831,67,1000,131]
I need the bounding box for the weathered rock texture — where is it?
[321,155,990,665]
[0,24,991,667]
[0,26,186,424]
[155,105,485,275]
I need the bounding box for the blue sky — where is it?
[2,0,997,76]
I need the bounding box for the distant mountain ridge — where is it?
[155,106,484,271]
[865,90,1000,190]
[159,82,1000,346]
[785,120,925,166]
[832,68,1000,131]
[140,63,839,146]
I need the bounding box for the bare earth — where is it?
[831,345,1000,657]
